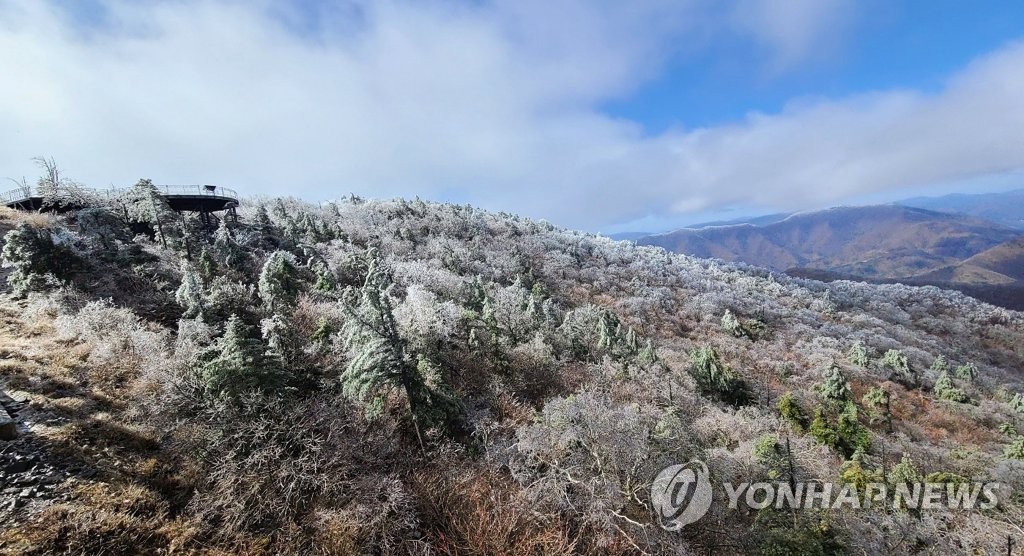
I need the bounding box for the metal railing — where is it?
[1,184,238,205]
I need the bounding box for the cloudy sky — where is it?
[2,0,1023,232]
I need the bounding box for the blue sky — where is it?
[607,1,1024,133]
[2,0,1024,233]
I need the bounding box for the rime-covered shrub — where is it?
[55,299,171,386]
[514,390,685,544]
[393,285,461,355]
[756,509,844,555]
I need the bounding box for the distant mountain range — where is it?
[631,189,1024,310]
[898,189,1024,230]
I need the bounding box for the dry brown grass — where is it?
[0,206,51,229]
[412,464,585,556]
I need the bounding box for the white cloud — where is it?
[1,0,1022,230]
[730,0,857,73]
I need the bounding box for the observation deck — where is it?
[1,184,239,213]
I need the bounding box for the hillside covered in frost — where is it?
[0,187,1023,554]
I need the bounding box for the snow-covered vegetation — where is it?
[1,190,1023,554]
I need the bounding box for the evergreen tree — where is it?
[1,223,74,295]
[340,255,459,441]
[1008,392,1024,414]
[862,386,892,429]
[882,349,916,387]
[689,344,749,406]
[817,364,852,404]
[254,203,274,232]
[933,371,969,403]
[954,362,978,382]
[213,220,244,269]
[121,179,178,248]
[929,355,950,373]
[258,250,302,311]
[202,314,283,399]
[175,260,205,319]
[847,341,870,367]
[721,309,745,338]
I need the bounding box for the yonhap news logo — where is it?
[652,460,1000,531]
[650,460,714,531]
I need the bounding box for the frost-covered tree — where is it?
[340,255,459,441]
[1005,436,1024,460]
[881,349,916,387]
[954,362,977,382]
[258,250,302,311]
[847,341,870,367]
[689,344,749,406]
[721,309,744,338]
[1,223,74,295]
[213,220,245,269]
[862,386,892,429]
[929,355,950,374]
[933,371,969,403]
[1009,393,1024,414]
[201,314,283,399]
[76,207,131,253]
[175,260,205,319]
[817,364,852,404]
[120,179,179,248]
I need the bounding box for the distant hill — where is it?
[638,204,1021,280]
[914,236,1024,285]
[899,189,1024,230]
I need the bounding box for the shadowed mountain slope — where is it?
[638,204,1021,280]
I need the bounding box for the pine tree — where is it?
[934,371,969,403]
[1,223,74,295]
[882,349,916,387]
[929,355,950,373]
[340,255,459,442]
[818,364,852,404]
[862,386,892,429]
[213,220,244,269]
[1007,392,1024,414]
[721,309,745,338]
[847,341,870,367]
[954,362,977,382]
[258,250,302,311]
[121,179,178,248]
[689,344,749,406]
[175,260,205,319]
[201,314,283,399]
